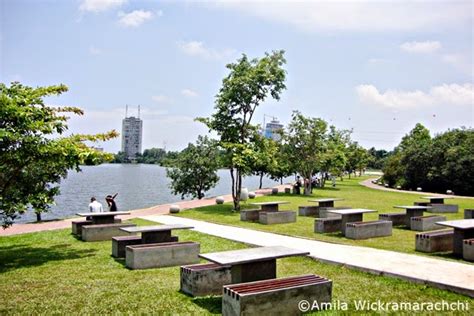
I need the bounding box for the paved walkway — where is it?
[0,188,275,236]
[143,215,474,297]
[360,178,474,199]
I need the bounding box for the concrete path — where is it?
[143,215,474,298]
[0,188,276,236]
[360,178,474,199]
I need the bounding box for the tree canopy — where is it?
[0,82,118,227]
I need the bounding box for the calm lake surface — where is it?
[17,164,291,223]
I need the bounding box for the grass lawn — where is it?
[0,218,472,315]
[174,176,474,261]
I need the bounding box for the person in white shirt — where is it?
[88,197,103,213]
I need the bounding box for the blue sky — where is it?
[1,0,473,152]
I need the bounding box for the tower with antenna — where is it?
[121,105,143,161]
[261,114,283,141]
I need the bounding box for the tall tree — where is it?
[198,51,286,210]
[166,136,220,200]
[283,111,328,195]
[251,135,279,189]
[0,82,118,227]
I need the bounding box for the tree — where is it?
[138,148,167,164]
[283,111,328,195]
[166,136,220,200]
[321,126,351,182]
[198,51,286,210]
[0,82,118,227]
[251,135,279,189]
[346,142,370,177]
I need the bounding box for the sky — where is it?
[1,0,473,152]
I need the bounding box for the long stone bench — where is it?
[298,205,320,217]
[463,239,474,262]
[410,215,446,232]
[345,220,392,240]
[125,241,200,270]
[81,223,136,242]
[427,203,458,213]
[259,211,296,225]
[71,220,92,235]
[318,207,349,219]
[112,235,179,258]
[240,209,260,222]
[378,213,406,226]
[180,263,231,297]
[415,230,453,253]
[464,209,474,219]
[222,274,332,315]
[314,218,342,233]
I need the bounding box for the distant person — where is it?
[293,176,302,195]
[106,193,118,212]
[88,197,103,213]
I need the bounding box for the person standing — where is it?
[106,193,118,212]
[88,197,103,213]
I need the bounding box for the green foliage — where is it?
[198,50,287,210]
[166,136,220,200]
[345,142,371,177]
[383,124,474,195]
[250,134,279,188]
[367,147,391,170]
[0,82,118,227]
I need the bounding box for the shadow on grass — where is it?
[0,243,97,273]
[187,204,238,217]
[191,296,222,314]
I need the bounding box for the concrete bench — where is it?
[222,274,332,315]
[428,204,458,213]
[345,220,392,240]
[318,207,349,219]
[298,205,320,217]
[314,218,342,233]
[284,188,291,194]
[71,220,92,235]
[125,241,200,270]
[410,215,446,231]
[378,213,406,226]
[415,230,453,253]
[414,201,430,207]
[111,235,179,258]
[240,209,260,222]
[259,211,296,225]
[464,209,474,219]
[180,263,231,297]
[81,223,136,242]
[463,239,474,262]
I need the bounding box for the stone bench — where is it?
[415,230,453,253]
[463,239,474,262]
[464,209,474,219]
[314,218,342,233]
[125,241,200,270]
[222,274,332,315]
[427,204,458,213]
[345,220,392,240]
[81,223,136,242]
[180,263,231,297]
[318,207,349,219]
[410,215,446,232]
[284,188,291,194]
[71,220,92,235]
[414,201,430,207]
[240,209,260,222]
[298,205,320,217]
[259,211,296,225]
[378,213,406,226]
[111,235,180,258]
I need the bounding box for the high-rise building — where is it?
[262,118,284,141]
[121,105,143,160]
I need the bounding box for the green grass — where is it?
[0,218,472,314]
[175,176,474,261]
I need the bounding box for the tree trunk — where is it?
[280,177,283,185]
[230,168,237,210]
[36,212,42,222]
[259,173,264,189]
[234,169,242,211]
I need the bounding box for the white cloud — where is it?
[181,89,199,98]
[177,41,235,60]
[118,10,155,27]
[89,45,102,55]
[442,54,472,75]
[356,83,474,109]
[151,95,172,104]
[79,0,127,13]
[400,41,441,53]
[202,1,472,33]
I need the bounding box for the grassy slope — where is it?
[0,218,471,315]
[175,176,474,261]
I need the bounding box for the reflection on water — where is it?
[17,164,291,223]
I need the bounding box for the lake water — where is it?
[17,164,291,223]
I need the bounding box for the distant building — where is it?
[121,106,143,160]
[262,118,284,141]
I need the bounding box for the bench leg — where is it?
[231,259,276,284]
[406,210,424,228]
[141,231,173,243]
[341,214,362,235]
[453,229,474,257]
